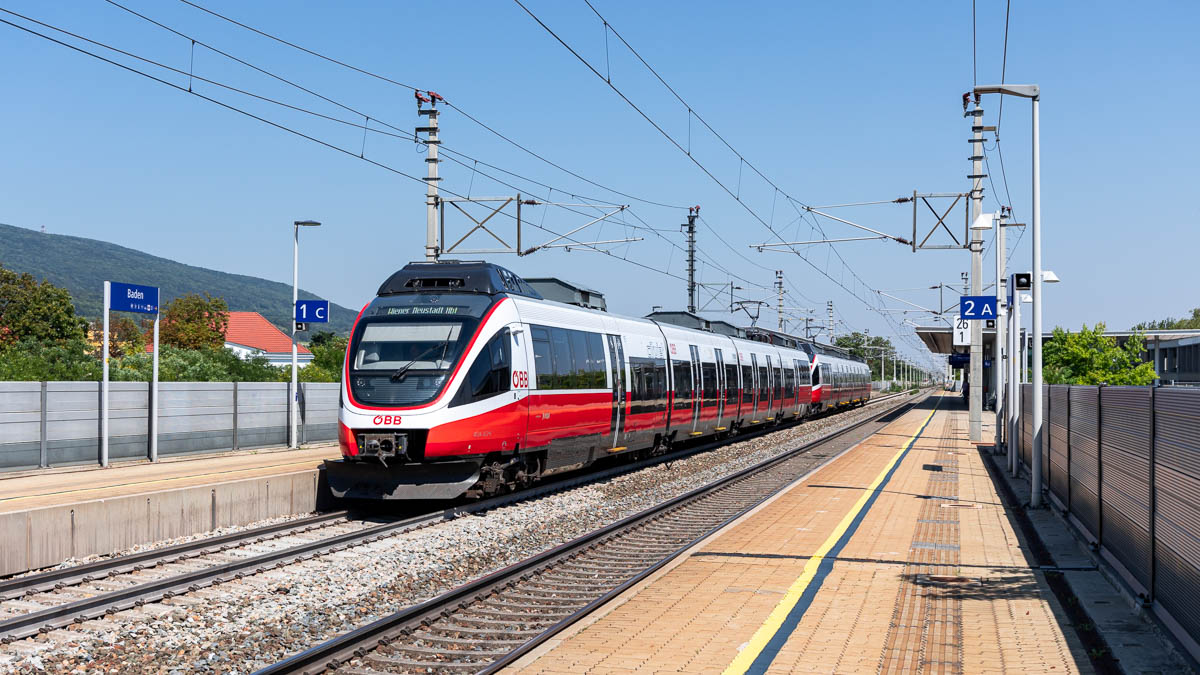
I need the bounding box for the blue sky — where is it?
[1,1,1196,370]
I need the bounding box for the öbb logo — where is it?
[511,370,529,388]
[372,415,402,425]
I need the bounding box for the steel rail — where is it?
[255,390,927,675]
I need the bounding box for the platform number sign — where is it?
[952,315,970,347]
[959,295,997,320]
[294,300,329,324]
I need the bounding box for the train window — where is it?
[758,364,768,401]
[569,330,591,388]
[701,362,718,403]
[725,363,739,405]
[773,357,783,399]
[628,356,666,415]
[550,328,573,389]
[450,328,510,407]
[532,327,553,390]
[672,359,692,410]
[742,362,754,403]
[783,366,794,398]
[586,332,607,388]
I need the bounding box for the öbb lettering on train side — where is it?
[373,415,402,425]
[511,370,529,388]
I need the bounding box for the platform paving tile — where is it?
[506,397,1092,674]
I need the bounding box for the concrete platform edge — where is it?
[0,467,329,578]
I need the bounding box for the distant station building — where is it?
[224,311,313,368]
[524,278,607,311]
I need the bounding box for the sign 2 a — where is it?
[959,295,997,320]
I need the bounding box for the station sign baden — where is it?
[295,300,329,323]
[959,295,997,320]
[109,282,159,314]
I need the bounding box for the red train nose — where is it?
[338,421,359,457]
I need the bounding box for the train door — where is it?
[714,348,726,427]
[606,334,627,449]
[689,345,701,433]
[765,355,775,420]
[749,353,760,422]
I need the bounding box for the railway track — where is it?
[256,390,930,675]
[0,392,912,645]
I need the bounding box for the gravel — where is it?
[0,393,914,674]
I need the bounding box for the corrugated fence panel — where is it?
[237,382,288,449]
[158,382,234,456]
[0,382,42,471]
[1048,385,1070,506]
[45,382,101,466]
[1068,386,1101,541]
[1021,383,1033,471]
[1041,384,1051,492]
[1100,386,1153,594]
[108,382,149,463]
[301,383,340,443]
[1153,387,1200,648]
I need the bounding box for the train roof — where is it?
[377,261,543,300]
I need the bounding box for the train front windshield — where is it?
[347,294,494,407]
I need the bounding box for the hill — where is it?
[0,223,356,335]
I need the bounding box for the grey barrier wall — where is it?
[0,381,341,472]
[1013,384,1200,660]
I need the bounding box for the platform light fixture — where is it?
[974,82,1043,507]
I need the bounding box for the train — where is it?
[327,261,871,500]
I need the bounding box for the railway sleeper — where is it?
[540,568,633,580]
[517,583,612,597]
[365,652,492,671]
[492,592,587,606]
[443,616,555,631]
[378,643,512,660]
[478,599,582,613]
[410,631,529,647]
[465,606,576,620]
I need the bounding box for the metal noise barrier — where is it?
[1013,383,1200,662]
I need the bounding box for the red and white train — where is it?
[329,261,870,500]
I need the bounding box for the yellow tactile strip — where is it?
[506,396,1091,674]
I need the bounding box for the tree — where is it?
[833,331,896,380]
[1043,323,1157,386]
[0,337,101,381]
[160,293,229,350]
[112,345,286,382]
[88,315,146,358]
[0,264,89,350]
[1134,308,1200,331]
[302,332,347,382]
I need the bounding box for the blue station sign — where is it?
[959,295,997,320]
[295,300,329,323]
[110,282,159,314]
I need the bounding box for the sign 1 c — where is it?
[959,295,997,320]
[295,300,329,323]
[109,282,159,314]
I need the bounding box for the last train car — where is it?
[329,260,822,500]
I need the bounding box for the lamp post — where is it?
[292,220,321,449]
[974,83,1041,506]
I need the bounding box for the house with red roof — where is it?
[224,311,312,368]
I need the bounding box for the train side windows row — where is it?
[530,325,607,390]
[628,356,668,414]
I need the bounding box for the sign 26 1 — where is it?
[512,370,529,388]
